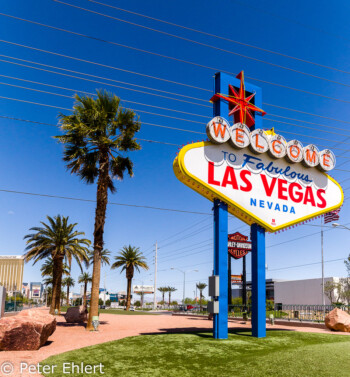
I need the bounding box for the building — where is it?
[274,277,340,305]
[0,255,24,295]
[29,282,44,302]
[232,277,344,305]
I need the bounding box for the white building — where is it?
[274,277,342,305]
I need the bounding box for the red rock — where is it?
[65,306,88,323]
[0,310,56,351]
[18,309,56,344]
[325,308,350,332]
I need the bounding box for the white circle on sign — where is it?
[319,149,336,171]
[286,140,304,164]
[268,134,287,158]
[302,144,320,168]
[206,116,231,144]
[229,123,250,149]
[249,129,269,154]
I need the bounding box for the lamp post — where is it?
[170,268,198,305]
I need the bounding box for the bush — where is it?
[134,300,141,307]
[98,298,103,306]
[105,300,111,306]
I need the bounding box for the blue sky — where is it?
[1,0,350,300]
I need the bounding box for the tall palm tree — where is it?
[196,282,207,311]
[111,245,148,310]
[23,215,90,314]
[41,257,70,278]
[63,276,75,306]
[167,287,177,307]
[88,248,111,267]
[78,272,92,308]
[56,90,141,330]
[158,287,168,304]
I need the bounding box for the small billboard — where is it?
[133,285,154,294]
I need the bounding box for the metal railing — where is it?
[175,304,350,323]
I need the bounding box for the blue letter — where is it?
[250,198,257,207]
[290,207,296,214]
[259,200,265,208]
[267,202,273,210]
[275,204,280,211]
[242,154,262,168]
[283,205,288,212]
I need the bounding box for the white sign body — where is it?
[133,285,155,294]
[174,142,343,232]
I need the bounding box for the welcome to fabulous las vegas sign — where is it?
[173,72,343,233]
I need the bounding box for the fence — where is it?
[182,304,350,323]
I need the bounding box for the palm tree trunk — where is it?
[162,292,165,303]
[87,152,109,331]
[200,291,202,311]
[55,257,64,314]
[126,277,132,310]
[168,292,171,306]
[83,282,87,308]
[50,256,63,315]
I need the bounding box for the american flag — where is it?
[324,209,341,224]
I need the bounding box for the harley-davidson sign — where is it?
[228,232,252,259]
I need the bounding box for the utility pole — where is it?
[103,271,106,306]
[153,242,158,310]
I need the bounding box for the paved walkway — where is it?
[0,308,348,377]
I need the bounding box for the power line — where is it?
[3,74,350,143]
[0,188,211,215]
[49,2,350,89]
[2,38,350,106]
[3,52,350,126]
[88,0,350,77]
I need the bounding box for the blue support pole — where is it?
[251,223,266,338]
[213,199,228,339]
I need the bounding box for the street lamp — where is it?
[170,268,198,305]
[332,223,350,231]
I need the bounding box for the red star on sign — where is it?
[210,71,266,129]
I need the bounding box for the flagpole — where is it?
[321,217,325,306]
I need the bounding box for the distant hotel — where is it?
[0,255,24,295]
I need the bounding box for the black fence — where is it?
[178,304,349,322]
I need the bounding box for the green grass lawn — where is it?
[42,330,350,377]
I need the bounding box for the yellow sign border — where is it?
[173,142,344,233]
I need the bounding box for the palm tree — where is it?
[23,215,90,314]
[196,282,207,311]
[41,257,70,278]
[167,287,177,307]
[158,287,168,305]
[111,245,148,310]
[63,276,75,306]
[56,90,141,330]
[78,272,92,308]
[88,249,111,267]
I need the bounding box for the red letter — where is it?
[240,170,252,192]
[255,134,264,149]
[323,154,330,167]
[317,189,327,208]
[235,129,244,145]
[305,149,317,164]
[272,140,282,154]
[260,175,277,196]
[288,182,303,203]
[303,186,316,206]
[213,122,227,138]
[221,166,238,189]
[289,145,300,159]
[278,179,288,200]
[208,162,220,186]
